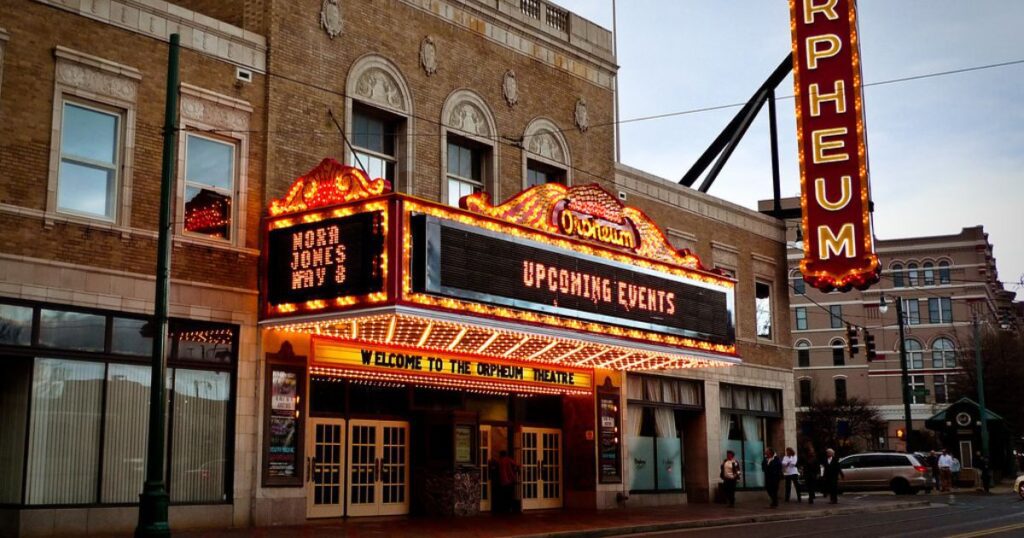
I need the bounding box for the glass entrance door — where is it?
[306,418,345,519]
[520,427,562,510]
[346,420,409,516]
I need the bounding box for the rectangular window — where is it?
[38,309,105,352]
[352,105,398,182]
[832,343,845,366]
[928,297,953,324]
[934,375,948,404]
[904,299,921,325]
[799,379,812,407]
[834,378,847,404]
[57,101,121,220]
[170,368,230,503]
[183,134,236,240]
[830,305,843,329]
[797,347,810,368]
[0,303,33,346]
[447,136,485,206]
[101,363,151,503]
[910,375,926,404]
[938,262,951,284]
[755,282,772,339]
[795,307,808,330]
[792,275,805,295]
[526,159,566,187]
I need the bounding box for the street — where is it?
[615,493,1024,538]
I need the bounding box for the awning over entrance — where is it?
[260,159,741,386]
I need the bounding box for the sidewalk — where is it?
[168,495,931,538]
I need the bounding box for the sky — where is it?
[553,0,1024,300]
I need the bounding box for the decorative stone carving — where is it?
[354,67,405,110]
[180,95,249,131]
[502,69,518,108]
[320,0,343,39]
[56,62,137,101]
[448,102,490,137]
[574,96,589,133]
[527,131,564,163]
[419,36,437,76]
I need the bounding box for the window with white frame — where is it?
[183,134,236,240]
[938,261,951,284]
[831,338,845,366]
[795,307,808,331]
[755,281,772,339]
[931,337,956,368]
[909,375,926,404]
[903,298,921,325]
[907,263,919,286]
[905,339,924,369]
[57,101,122,220]
[830,305,843,329]
[351,103,399,182]
[923,262,935,285]
[928,297,952,324]
[446,135,487,206]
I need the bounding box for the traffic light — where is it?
[846,324,859,357]
[896,428,905,440]
[864,331,877,361]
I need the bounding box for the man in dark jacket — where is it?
[802,449,820,504]
[823,448,844,504]
[762,448,783,508]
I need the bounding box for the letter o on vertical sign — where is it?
[790,0,879,291]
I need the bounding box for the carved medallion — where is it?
[320,0,343,39]
[502,70,519,108]
[419,36,438,76]
[574,97,589,133]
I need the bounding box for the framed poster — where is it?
[597,387,622,484]
[262,344,306,487]
[455,425,473,464]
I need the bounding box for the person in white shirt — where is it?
[782,447,802,502]
[938,450,954,492]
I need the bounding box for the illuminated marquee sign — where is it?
[411,215,735,345]
[790,0,879,291]
[312,338,592,393]
[265,211,385,307]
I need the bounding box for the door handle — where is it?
[375,457,383,481]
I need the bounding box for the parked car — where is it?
[837,452,933,494]
[1014,474,1024,500]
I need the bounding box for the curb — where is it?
[514,500,932,538]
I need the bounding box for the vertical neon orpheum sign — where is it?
[790,0,879,291]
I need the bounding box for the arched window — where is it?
[441,89,498,206]
[905,339,923,369]
[892,263,904,288]
[938,261,951,284]
[831,338,845,366]
[834,377,848,404]
[796,340,810,368]
[931,337,956,369]
[923,262,935,285]
[799,379,812,407]
[522,117,571,188]
[907,263,919,287]
[346,55,413,192]
[791,270,805,295]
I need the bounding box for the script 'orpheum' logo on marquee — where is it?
[551,192,640,252]
[790,0,880,291]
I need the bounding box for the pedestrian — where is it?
[487,453,502,512]
[802,449,820,505]
[782,447,802,502]
[823,448,844,504]
[720,450,742,507]
[762,447,782,508]
[951,455,961,486]
[928,451,940,492]
[496,450,519,513]
[975,451,991,493]
[938,449,953,492]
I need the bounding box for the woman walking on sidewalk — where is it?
[782,447,802,502]
[720,450,742,508]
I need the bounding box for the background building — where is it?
[762,197,1020,456]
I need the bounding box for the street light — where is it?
[880,294,914,454]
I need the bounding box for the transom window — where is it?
[352,104,398,182]
[932,337,956,368]
[57,101,121,220]
[446,136,486,206]
[183,134,235,240]
[905,339,924,369]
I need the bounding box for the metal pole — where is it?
[768,88,781,215]
[973,314,990,465]
[896,296,913,453]
[612,0,621,163]
[136,32,179,538]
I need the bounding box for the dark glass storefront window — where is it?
[39,308,105,351]
[0,303,33,346]
[720,384,782,490]
[111,317,152,355]
[173,320,235,363]
[350,385,408,415]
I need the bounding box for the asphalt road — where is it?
[614,493,1024,538]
